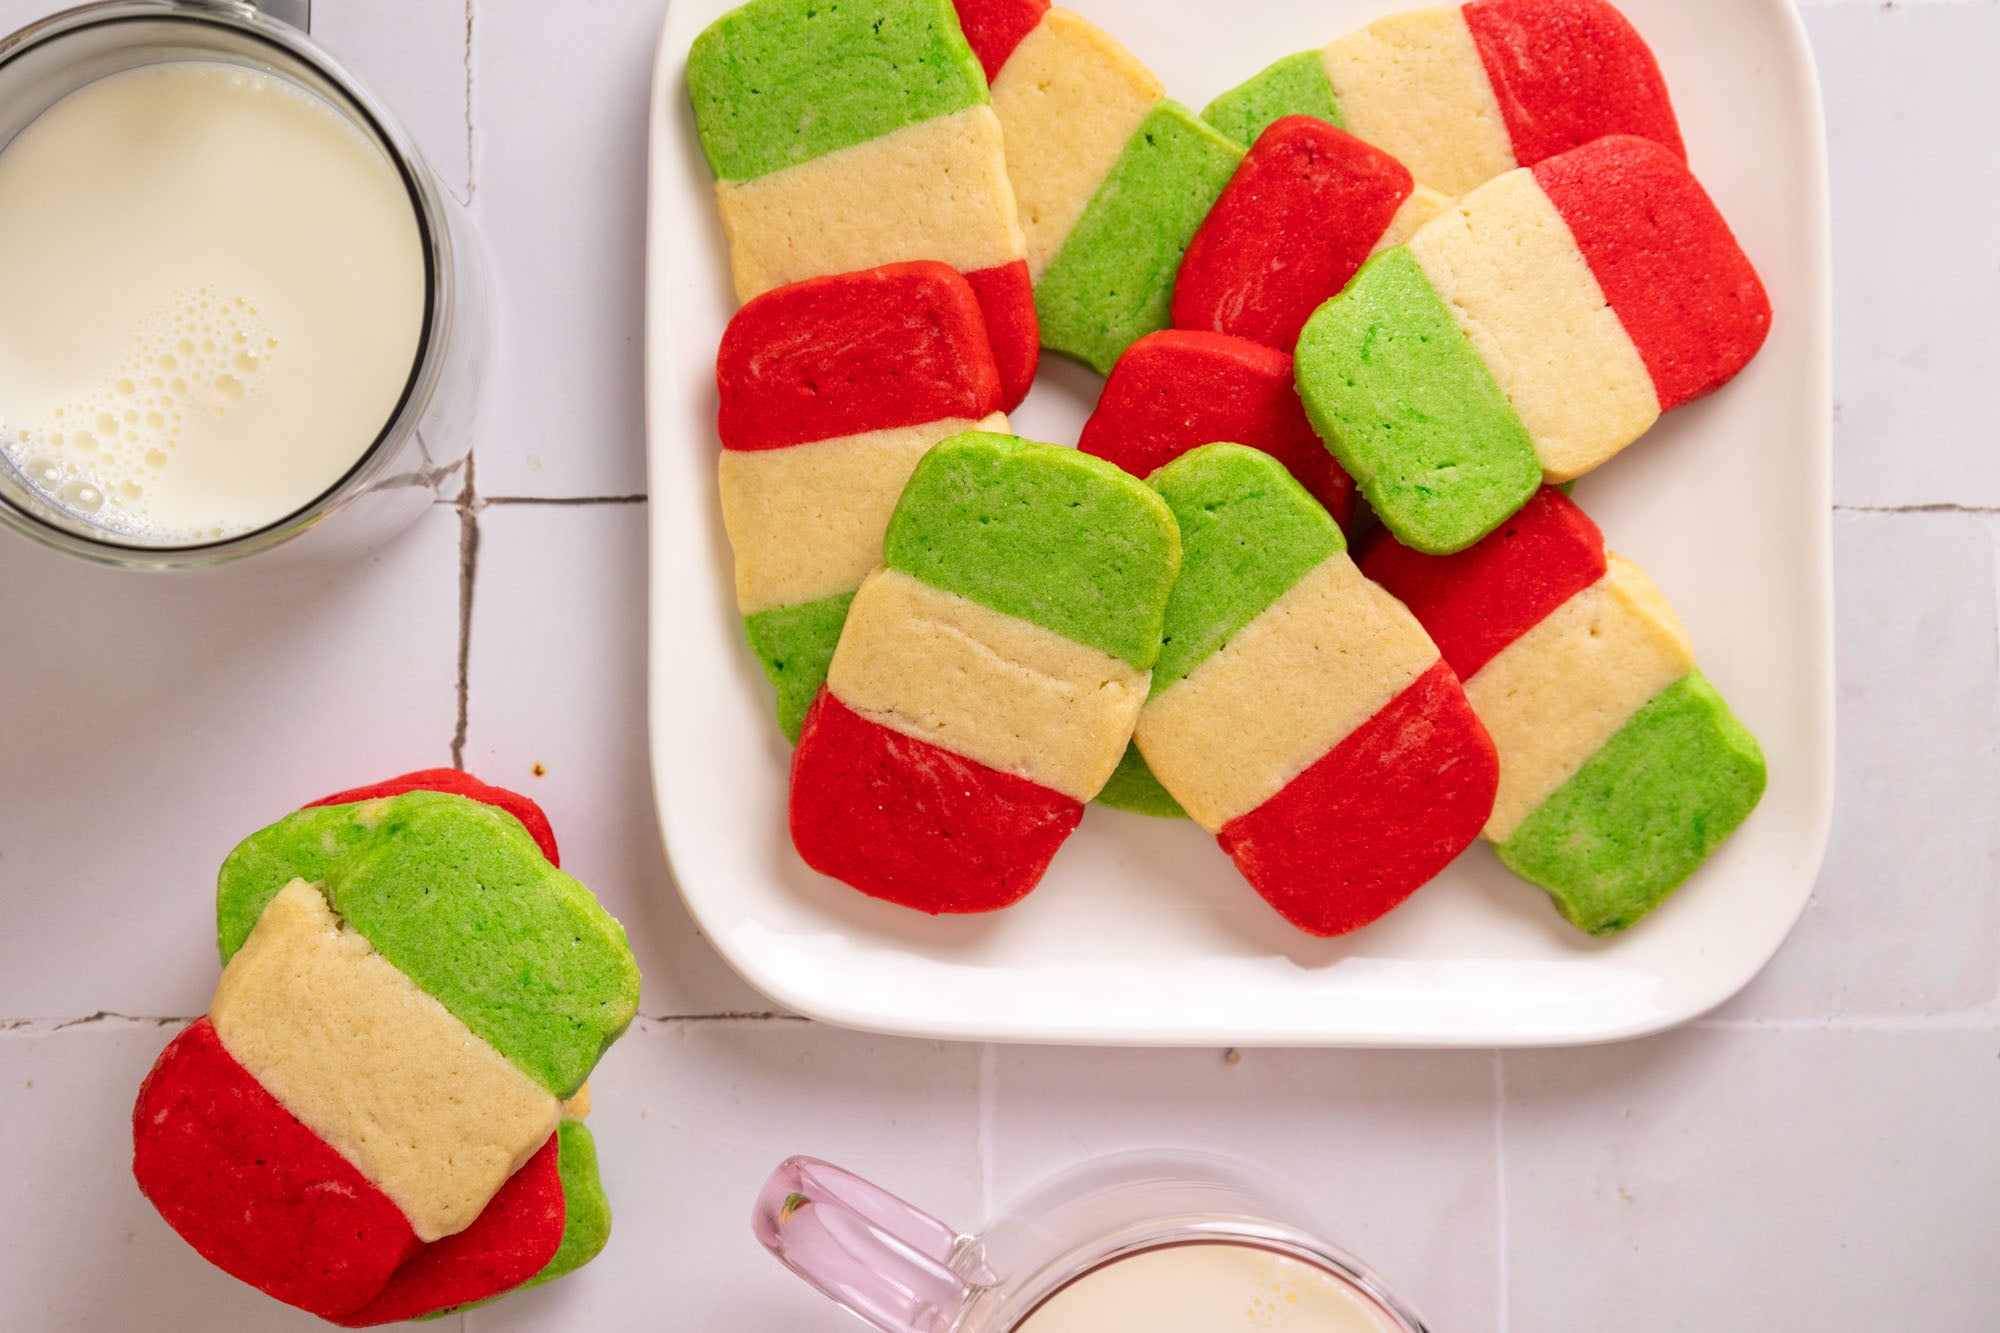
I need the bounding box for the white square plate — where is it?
[644,0,1833,1046]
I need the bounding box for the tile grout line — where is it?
[450,455,480,771]
[1493,1051,1509,1333]
[481,493,649,507]
[1834,502,2000,515]
[977,1044,997,1221]
[462,0,476,206]
[1695,1008,2000,1033]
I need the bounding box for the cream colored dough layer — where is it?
[1135,555,1438,831]
[1371,184,1452,256]
[1407,170,1658,481]
[716,105,1026,301]
[990,8,1162,280]
[1467,554,1696,840]
[210,880,560,1243]
[719,412,1009,613]
[827,567,1147,801]
[1321,7,1514,197]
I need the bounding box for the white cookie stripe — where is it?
[1371,184,1453,256]
[1321,7,1514,197]
[718,412,1009,613]
[210,880,560,1243]
[716,105,1027,301]
[1406,170,1658,481]
[1136,554,1437,832]
[990,8,1162,279]
[827,567,1147,801]
[1467,554,1695,840]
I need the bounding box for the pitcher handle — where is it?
[753,1157,985,1333]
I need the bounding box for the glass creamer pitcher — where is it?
[754,1151,1430,1333]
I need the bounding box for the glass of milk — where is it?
[0,1,487,568]
[753,1152,1430,1333]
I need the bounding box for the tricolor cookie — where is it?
[1204,0,1682,196]
[1133,445,1498,937]
[1295,135,1772,554]
[790,432,1180,912]
[716,262,1010,740]
[1360,488,1767,933]
[134,780,639,1324]
[1173,116,1448,351]
[687,0,1038,407]
[966,2,1242,372]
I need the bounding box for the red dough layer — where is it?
[1532,136,1772,412]
[1218,662,1498,937]
[1359,486,1605,679]
[789,690,1082,914]
[133,1019,421,1320]
[965,258,1040,411]
[1463,0,1684,166]
[1173,117,1413,351]
[717,262,1004,451]
[1078,331,1355,527]
[307,768,560,867]
[953,0,1050,83]
[335,1133,565,1328]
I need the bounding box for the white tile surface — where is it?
[0,510,460,1019]
[313,0,472,205]
[1503,1027,2000,1330]
[463,500,770,1016]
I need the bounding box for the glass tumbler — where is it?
[753,1151,1431,1332]
[0,0,489,569]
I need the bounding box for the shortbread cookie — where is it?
[1174,116,1445,350]
[1133,445,1497,936]
[974,6,1241,372]
[1295,135,1771,554]
[1078,330,1354,528]
[134,786,639,1324]
[687,0,1038,406]
[790,432,1180,912]
[1360,487,1767,932]
[716,262,1009,740]
[1204,0,1682,195]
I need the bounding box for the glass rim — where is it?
[0,0,447,566]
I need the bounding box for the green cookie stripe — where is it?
[1149,444,1343,695]
[1202,50,1343,146]
[1035,101,1243,374]
[884,433,1181,669]
[687,0,988,182]
[1295,247,1542,555]
[1094,742,1188,819]
[1497,672,1767,936]
[216,794,642,1097]
[745,593,854,743]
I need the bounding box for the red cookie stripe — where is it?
[1218,661,1497,937]
[789,689,1082,914]
[334,1133,565,1327]
[717,262,1004,451]
[1463,0,1684,166]
[133,1019,421,1321]
[1531,136,1772,412]
[1079,330,1355,527]
[1173,117,1413,353]
[953,0,1050,83]
[306,768,559,867]
[1359,486,1605,680]
[964,258,1040,411]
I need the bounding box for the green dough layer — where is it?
[1094,742,1188,819]
[745,593,854,742]
[1035,101,1243,374]
[1202,50,1343,147]
[687,0,988,182]
[1497,672,1767,935]
[884,432,1181,669]
[1148,444,1343,694]
[1294,248,1543,554]
[217,793,642,1097]
[525,1120,613,1291]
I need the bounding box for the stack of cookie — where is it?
[687,0,1771,941]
